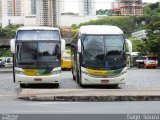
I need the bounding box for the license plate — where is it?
[34,78,42,81]
[101,80,109,84]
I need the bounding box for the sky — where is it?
[64,0,160,13]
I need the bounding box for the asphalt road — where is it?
[0,101,160,114]
[0,69,160,96]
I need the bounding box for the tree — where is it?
[144,21,160,56]
[78,16,136,37]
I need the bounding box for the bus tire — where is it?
[77,71,84,87]
[20,84,26,88]
[71,68,76,80]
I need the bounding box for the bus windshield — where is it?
[17,30,60,40]
[82,35,126,70]
[16,42,60,68]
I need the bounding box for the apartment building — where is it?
[79,0,96,16]
[31,0,36,15]
[0,0,21,17]
[120,0,143,15]
[36,0,61,26]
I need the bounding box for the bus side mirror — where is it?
[61,39,65,52]
[10,39,15,53]
[78,39,81,53]
[126,39,132,54]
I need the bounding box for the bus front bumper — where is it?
[81,73,126,85]
[15,74,61,84]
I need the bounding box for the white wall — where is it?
[2,16,23,28]
[24,15,36,26]
[60,15,100,27]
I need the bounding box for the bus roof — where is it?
[17,26,59,31]
[80,25,123,35]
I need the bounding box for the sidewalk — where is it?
[0,68,13,73]
[18,89,160,101]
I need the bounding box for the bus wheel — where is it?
[71,68,76,80]
[20,84,26,88]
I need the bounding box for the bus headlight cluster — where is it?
[51,70,61,75]
[120,67,127,75]
[15,70,25,75]
[82,71,89,75]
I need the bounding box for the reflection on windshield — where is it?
[147,57,157,60]
[17,30,60,40]
[16,42,60,68]
[82,35,125,69]
[83,36,104,61]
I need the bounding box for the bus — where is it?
[71,25,131,87]
[10,27,65,88]
[61,42,71,70]
[61,49,71,70]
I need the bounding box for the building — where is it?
[0,0,21,17]
[6,0,21,16]
[36,0,61,26]
[21,0,32,16]
[24,15,36,26]
[112,0,120,9]
[60,15,101,27]
[120,0,143,16]
[60,0,65,13]
[0,0,2,21]
[31,0,36,15]
[79,0,96,16]
[111,0,121,12]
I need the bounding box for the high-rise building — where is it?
[120,0,143,15]
[60,0,65,13]
[0,0,21,17]
[36,0,61,26]
[21,0,36,16]
[0,0,2,20]
[7,0,21,16]
[79,0,96,16]
[31,0,36,15]
[21,0,31,16]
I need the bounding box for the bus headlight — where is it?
[51,70,61,75]
[82,71,89,75]
[120,67,127,75]
[15,70,25,75]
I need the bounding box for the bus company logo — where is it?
[2,114,18,120]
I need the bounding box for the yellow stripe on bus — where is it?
[85,68,107,76]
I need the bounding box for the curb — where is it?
[18,89,160,102]
[0,70,13,73]
[18,96,160,102]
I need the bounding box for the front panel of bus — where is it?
[14,30,61,84]
[80,34,127,85]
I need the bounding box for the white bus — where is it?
[10,27,65,88]
[71,25,131,87]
